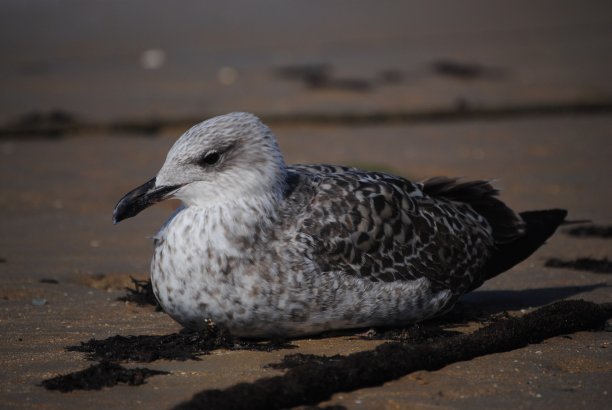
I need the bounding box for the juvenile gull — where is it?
[113,112,566,337]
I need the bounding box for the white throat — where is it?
[160,189,282,247]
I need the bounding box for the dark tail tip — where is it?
[471,209,568,291]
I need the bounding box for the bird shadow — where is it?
[457,283,608,314]
[330,283,609,341]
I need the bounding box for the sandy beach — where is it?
[1,1,611,408]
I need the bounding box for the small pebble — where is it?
[32,298,47,306]
[140,48,166,70]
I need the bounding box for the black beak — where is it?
[113,177,180,224]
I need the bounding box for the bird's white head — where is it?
[113,112,287,223]
[157,112,286,205]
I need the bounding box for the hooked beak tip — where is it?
[112,177,180,224]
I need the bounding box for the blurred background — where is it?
[1,0,612,126]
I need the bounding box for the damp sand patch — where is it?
[117,277,161,309]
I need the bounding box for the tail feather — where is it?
[422,177,525,244]
[421,178,567,291]
[469,209,568,291]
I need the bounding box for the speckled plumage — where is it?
[115,112,539,337]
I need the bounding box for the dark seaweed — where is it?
[565,225,612,238]
[358,322,463,343]
[175,300,611,410]
[545,257,612,274]
[431,60,507,80]
[274,64,373,92]
[68,324,294,363]
[266,353,344,370]
[18,110,76,127]
[41,361,168,392]
[274,64,332,88]
[117,277,162,309]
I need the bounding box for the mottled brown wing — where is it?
[286,165,496,292]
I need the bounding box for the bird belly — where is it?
[151,241,453,337]
[149,207,455,337]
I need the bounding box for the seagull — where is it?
[113,112,566,337]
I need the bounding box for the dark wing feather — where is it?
[284,165,500,292]
[422,177,525,244]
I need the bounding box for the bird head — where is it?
[112,112,286,224]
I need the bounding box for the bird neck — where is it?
[188,190,281,231]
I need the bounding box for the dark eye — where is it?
[198,151,220,167]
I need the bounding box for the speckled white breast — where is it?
[150,204,453,338]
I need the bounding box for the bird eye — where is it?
[198,151,220,167]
